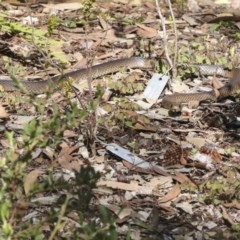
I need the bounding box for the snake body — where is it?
[0,57,153,94]
[162,65,240,109]
[1,57,240,109]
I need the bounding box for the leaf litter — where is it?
[0,0,240,239]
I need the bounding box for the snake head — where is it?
[161,95,181,111]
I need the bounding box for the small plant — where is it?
[82,0,97,21]
[0,84,116,239]
[47,15,63,36]
[199,176,240,205]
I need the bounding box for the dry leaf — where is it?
[136,24,157,38]
[97,180,140,191]
[185,136,206,149]
[158,184,181,203]
[89,29,117,44]
[0,139,10,148]
[0,105,9,118]
[187,0,200,12]
[182,14,198,26]
[223,202,240,209]
[220,205,235,225]
[24,169,44,195]
[174,172,197,187]
[133,123,157,132]
[213,88,221,98]
[171,81,189,93]
[115,0,146,6]
[212,75,223,89]
[180,156,188,165]
[57,142,84,171]
[73,52,84,62]
[157,202,177,213]
[94,155,105,163]
[63,130,78,138]
[43,2,83,12]
[43,147,54,161]
[175,201,193,214]
[118,207,132,220]
[144,2,156,9]
[99,16,111,30]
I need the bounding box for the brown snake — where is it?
[0,57,154,93]
[162,65,240,109]
[0,57,240,109]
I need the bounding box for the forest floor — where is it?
[0,0,239,239]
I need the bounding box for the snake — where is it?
[0,57,154,94]
[162,65,240,110]
[0,57,240,109]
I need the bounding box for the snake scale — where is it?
[0,57,239,109]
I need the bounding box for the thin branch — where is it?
[155,0,173,69]
[167,0,178,78]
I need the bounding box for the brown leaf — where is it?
[220,205,235,225]
[186,136,206,149]
[153,166,171,176]
[96,49,122,60]
[174,172,197,187]
[99,16,111,30]
[0,105,9,118]
[63,130,78,138]
[212,75,222,88]
[24,169,44,195]
[94,155,105,163]
[97,180,140,191]
[158,184,181,203]
[57,142,84,171]
[57,155,84,171]
[223,202,240,209]
[88,29,117,44]
[180,156,188,165]
[157,202,177,213]
[212,75,223,97]
[234,202,240,210]
[133,122,157,132]
[144,2,156,9]
[136,24,157,38]
[43,2,83,11]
